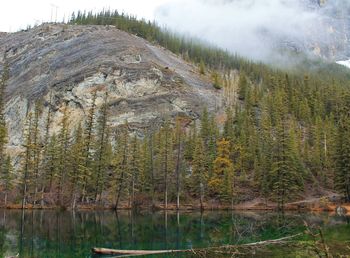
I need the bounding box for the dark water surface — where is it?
[0,209,349,257]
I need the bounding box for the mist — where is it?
[155,0,350,64]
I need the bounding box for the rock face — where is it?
[0,24,222,154]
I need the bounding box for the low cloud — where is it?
[155,0,349,63]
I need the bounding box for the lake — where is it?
[0,209,349,257]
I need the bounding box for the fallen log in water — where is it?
[92,233,302,257]
[92,248,184,256]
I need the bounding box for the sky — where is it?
[1,0,348,62]
[0,0,171,32]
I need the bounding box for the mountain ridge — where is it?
[0,23,222,155]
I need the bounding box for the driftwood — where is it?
[92,248,184,256]
[92,233,302,257]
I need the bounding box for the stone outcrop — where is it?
[0,24,222,156]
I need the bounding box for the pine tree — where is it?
[223,108,234,141]
[310,116,326,184]
[32,102,42,206]
[1,156,13,207]
[199,60,206,75]
[81,91,97,203]
[45,134,59,195]
[191,138,207,210]
[129,135,141,209]
[21,112,34,209]
[335,94,350,201]
[0,57,9,167]
[40,93,53,207]
[270,119,304,210]
[114,121,129,210]
[212,72,222,89]
[184,121,197,161]
[238,72,248,101]
[57,105,70,206]
[69,124,85,209]
[0,58,9,206]
[148,132,156,207]
[174,117,184,210]
[139,136,149,194]
[200,109,217,178]
[160,120,173,209]
[257,104,273,200]
[94,93,110,203]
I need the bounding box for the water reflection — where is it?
[0,209,348,257]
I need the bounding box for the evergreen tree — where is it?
[114,121,129,210]
[174,117,184,209]
[199,59,206,75]
[0,57,9,167]
[81,91,97,203]
[190,138,207,210]
[57,105,70,206]
[0,57,9,205]
[184,121,197,161]
[45,134,59,195]
[40,93,53,206]
[32,102,42,206]
[94,93,110,203]
[159,120,173,209]
[270,119,304,210]
[1,156,13,207]
[69,124,85,209]
[335,94,350,201]
[129,135,141,209]
[238,73,248,101]
[21,112,34,209]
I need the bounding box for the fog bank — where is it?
[155,0,350,63]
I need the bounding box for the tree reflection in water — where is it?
[0,210,348,257]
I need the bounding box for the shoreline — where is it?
[1,202,349,214]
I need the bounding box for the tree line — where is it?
[0,10,349,210]
[0,63,350,210]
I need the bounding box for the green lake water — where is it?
[0,209,349,257]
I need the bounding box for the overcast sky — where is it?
[0,0,171,32]
[1,0,348,62]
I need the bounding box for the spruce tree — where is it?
[0,57,9,167]
[1,155,13,207]
[40,93,53,206]
[160,120,173,209]
[270,119,304,210]
[191,138,207,210]
[81,91,97,203]
[45,134,59,195]
[69,124,85,209]
[114,121,129,210]
[174,117,184,210]
[94,93,110,203]
[32,102,42,206]
[0,57,9,205]
[21,112,34,209]
[57,105,70,206]
[335,94,350,201]
[129,135,141,209]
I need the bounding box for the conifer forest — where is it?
[0,10,349,212]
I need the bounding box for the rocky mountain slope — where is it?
[282,0,350,60]
[0,24,222,156]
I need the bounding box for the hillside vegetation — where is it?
[0,10,349,210]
